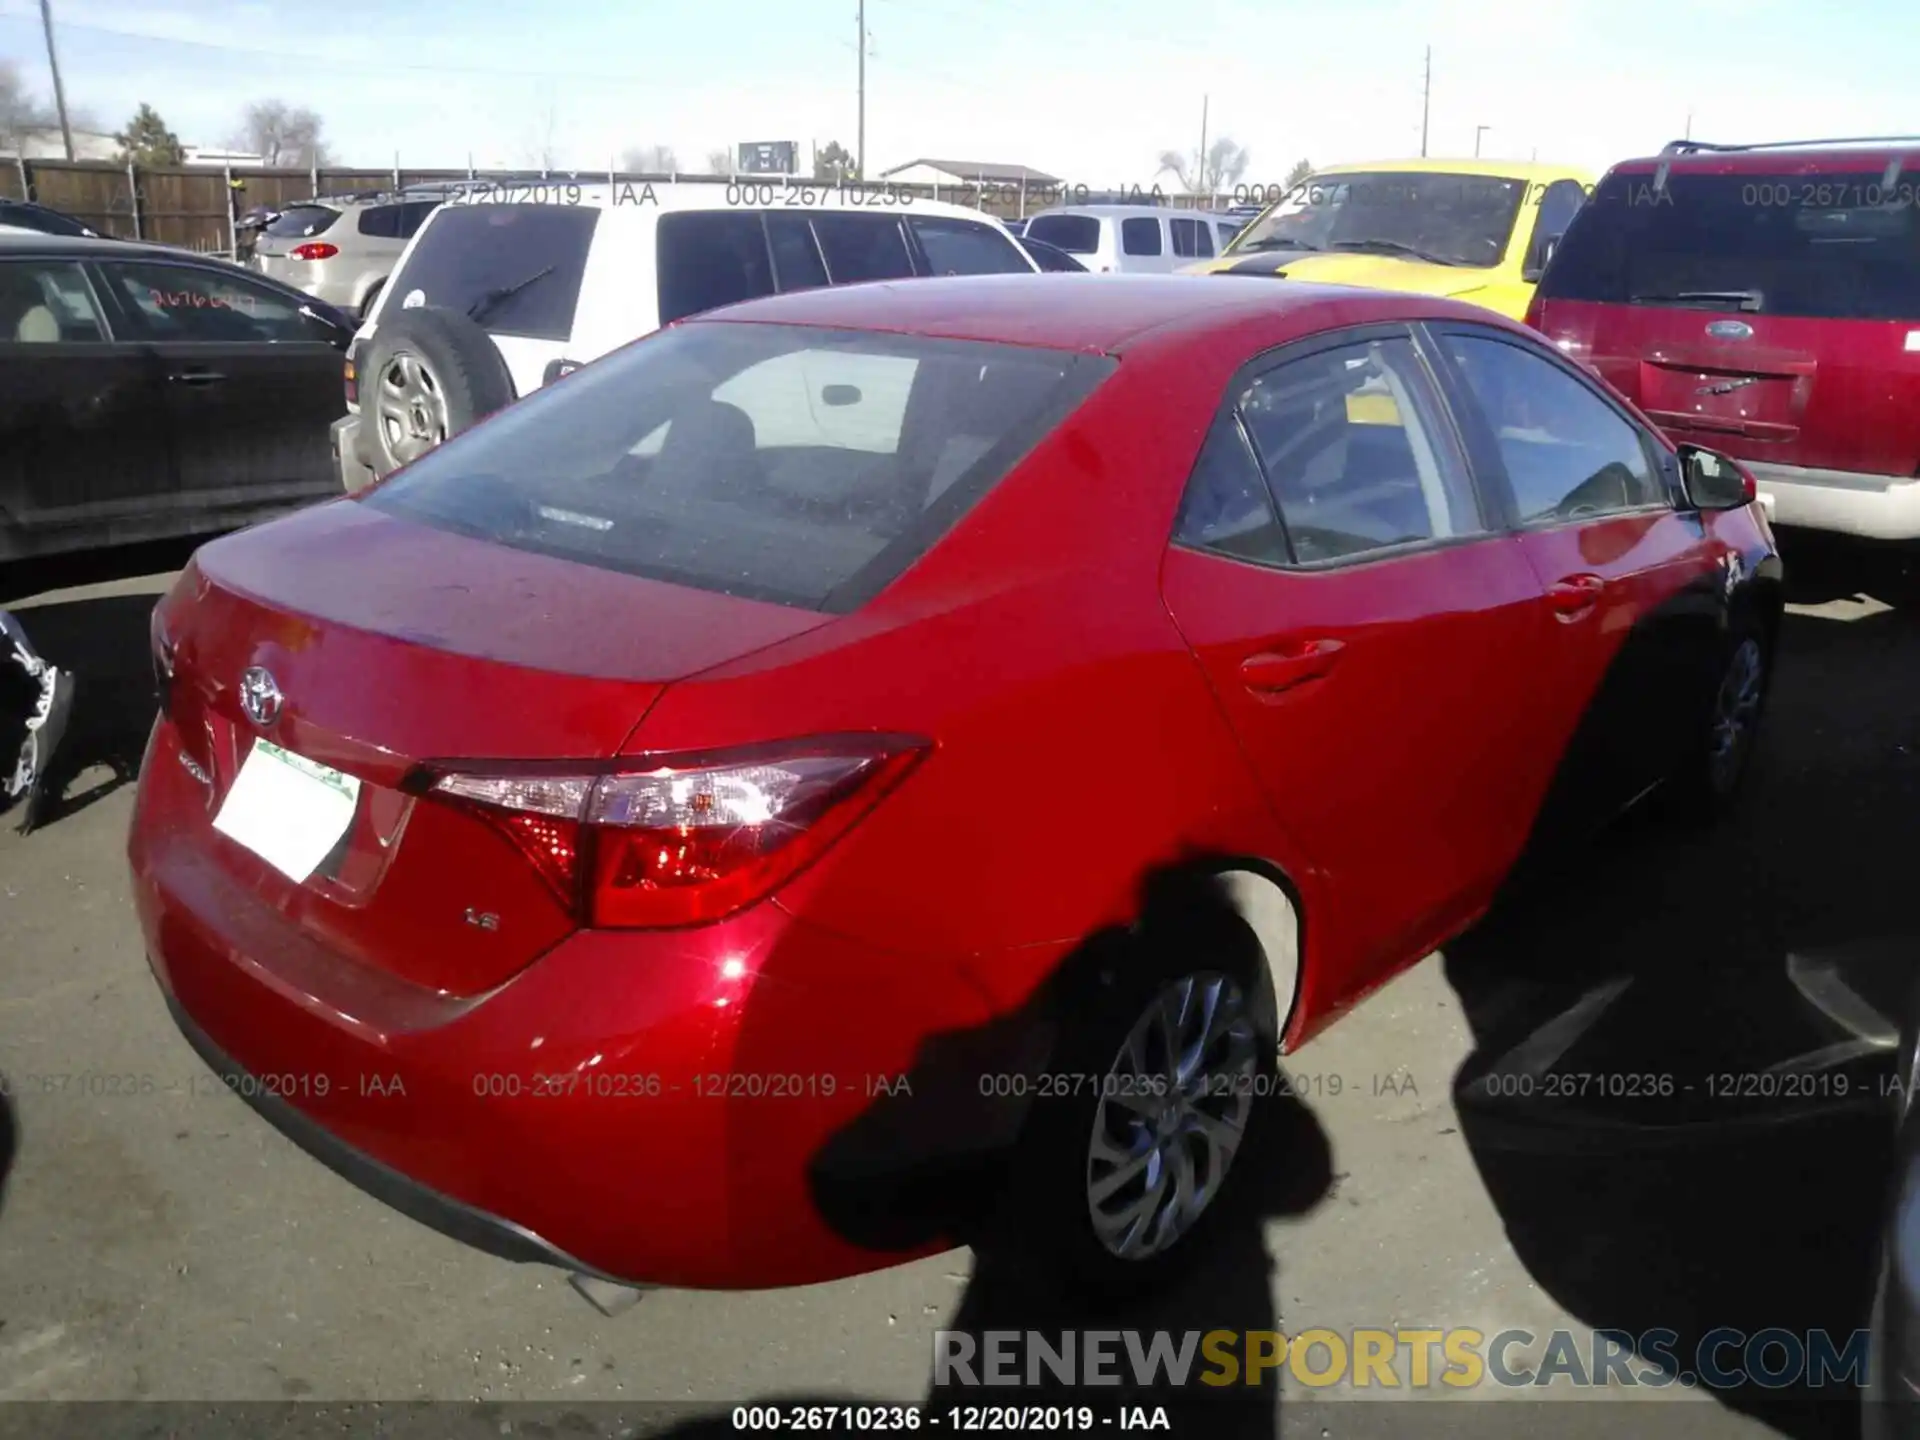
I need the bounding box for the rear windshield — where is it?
[264,205,340,239]
[1026,215,1102,253]
[1540,170,1920,320]
[364,322,1116,613]
[384,204,599,341]
[357,200,439,239]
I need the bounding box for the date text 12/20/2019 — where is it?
[730,1403,1176,1431]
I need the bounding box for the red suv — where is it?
[1527,137,1920,541]
[131,275,1782,1300]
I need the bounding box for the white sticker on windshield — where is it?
[402,289,426,309]
[1905,331,1920,353]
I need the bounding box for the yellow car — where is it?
[1188,158,1595,322]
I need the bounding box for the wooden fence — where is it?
[1,158,1245,253]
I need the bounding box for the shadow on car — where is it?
[1440,554,1919,1438]
[639,868,1336,1440]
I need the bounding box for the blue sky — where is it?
[1,0,1914,185]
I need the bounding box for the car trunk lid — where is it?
[158,500,834,996]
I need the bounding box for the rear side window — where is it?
[813,214,915,282]
[766,213,829,291]
[358,201,438,239]
[1122,218,1163,256]
[385,204,598,341]
[1236,338,1484,563]
[265,205,340,239]
[907,217,1031,274]
[656,211,777,325]
[364,323,1116,613]
[1541,170,1920,320]
[1170,218,1214,258]
[1025,214,1100,253]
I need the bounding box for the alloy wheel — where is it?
[1085,971,1259,1260]
[374,351,450,467]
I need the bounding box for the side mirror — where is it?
[1678,443,1758,511]
[1522,233,1560,284]
[542,357,584,386]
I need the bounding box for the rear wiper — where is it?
[1327,238,1461,266]
[468,265,556,325]
[1628,289,1763,312]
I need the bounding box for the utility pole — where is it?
[1474,124,1489,158]
[1684,109,1693,140]
[39,0,75,161]
[1419,46,1431,158]
[856,0,866,180]
[1197,94,1208,200]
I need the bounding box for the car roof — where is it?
[1608,142,1920,176]
[0,233,199,259]
[1029,204,1226,219]
[689,272,1524,355]
[1311,157,1593,182]
[420,181,1007,226]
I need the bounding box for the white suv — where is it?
[333,183,1038,489]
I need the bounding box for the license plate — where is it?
[212,739,361,882]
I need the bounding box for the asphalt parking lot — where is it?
[1,530,1917,1440]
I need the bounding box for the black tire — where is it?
[358,306,515,479]
[1662,613,1773,825]
[979,902,1279,1303]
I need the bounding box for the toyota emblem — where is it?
[239,666,283,727]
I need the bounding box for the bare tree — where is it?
[704,148,733,176]
[520,101,560,171]
[1155,136,1252,197]
[621,144,679,175]
[0,59,53,154]
[813,140,854,183]
[232,99,330,167]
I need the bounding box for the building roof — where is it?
[880,158,1064,185]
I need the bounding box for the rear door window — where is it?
[1122,217,1164,256]
[766,213,829,291]
[264,205,340,239]
[100,261,339,344]
[656,211,777,324]
[1540,170,1920,319]
[812,214,915,283]
[1170,218,1214,258]
[1025,214,1100,253]
[364,322,1116,612]
[383,204,598,340]
[906,216,1031,274]
[0,259,108,342]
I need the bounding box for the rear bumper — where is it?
[129,715,1013,1289]
[1745,461,1920,541]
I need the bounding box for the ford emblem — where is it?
[239,666,283,727]
[1706,320,1753,340]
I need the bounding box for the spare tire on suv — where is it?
[357,306,516,479]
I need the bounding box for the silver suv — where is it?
[252,190,443,319]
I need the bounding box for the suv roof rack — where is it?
[1661,135,1920,155]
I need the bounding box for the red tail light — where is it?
[291,242,339,260]
[421,736,928,929]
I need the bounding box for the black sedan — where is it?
[0,234,355,562]
[0,198,100,239]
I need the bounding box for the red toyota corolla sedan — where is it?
[130,273,1782,1299]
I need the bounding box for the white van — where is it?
[1022,205,1240,274]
